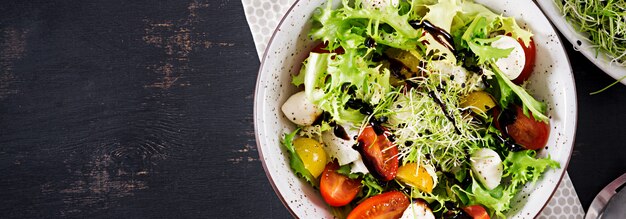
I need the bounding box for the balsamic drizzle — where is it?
[494,108,524,151]
[428,91,462,135]
[409,20,456,54]
[365,37,377,48]
[333,124,351,140]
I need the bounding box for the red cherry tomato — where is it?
[462,205,490,219]
[356,126,399,181]
[512,38,536,84]
[347,191,410,219]
[311,42,345,54]
[320,161,361,207]
[494,105,550,150]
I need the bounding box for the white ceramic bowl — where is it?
[254,0,577,218]
[537,1,626,85]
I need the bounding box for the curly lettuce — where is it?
[281,128,317,186]
[489,62,549,122]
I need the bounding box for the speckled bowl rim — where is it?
[253,1,578,218]
[531,3,578,217]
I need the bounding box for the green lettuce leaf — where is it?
[461,16,514,64]
[360,174,385,201]
[281,128,317,187]
[310,0,421,51]
[488,61,549,122]
[292,70,305,87]
[502,150,560,191]
[455,2,533,46]
[336,164,360,179]
[465,175,514,218]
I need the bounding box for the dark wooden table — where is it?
[0,0,624,218]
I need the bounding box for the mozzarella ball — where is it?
[400,199,435,219]
[470,148,503,190]
[492,35,526,80]
[281,91,322,126]
[322,126,360,166]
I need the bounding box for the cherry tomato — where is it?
[311,42,345,54]
[347,191,410,219]
[396,163,434,193]
[461,91,497,115]
[512,38,536,84]
[494,105,550,150]
[293,138,327,178]
[320,161,361,207]
[462,205,490,219]
[356,126,399,181]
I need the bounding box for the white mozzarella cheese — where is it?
[322,126,360,166]
[492,35,526,80]
[470,148,503,190]
[350,156,370,174]
[400,200,435,219]
[281,91,322,126]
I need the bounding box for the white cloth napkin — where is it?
[242,1,585,218]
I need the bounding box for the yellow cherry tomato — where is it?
[396,163,434,193]
[293,138,327,178]
[461,91,496,115]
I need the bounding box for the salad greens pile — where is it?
[556,0,626,65]
[281,0,559,218]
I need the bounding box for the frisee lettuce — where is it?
[299,50,391,124]
[488,62,549,122]
[311,0,423,51]
[281,128,317,187]
[502,150,560,192]
[461,16,514,64]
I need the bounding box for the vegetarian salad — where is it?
[279,0,559,218]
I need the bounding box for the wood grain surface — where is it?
[0,0,624,218]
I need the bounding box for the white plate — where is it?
[536,0,626,85]
[254,0,577,218]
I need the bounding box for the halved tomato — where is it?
[347,191,410,219]
[320,161,361,207]
[462,205,490,219]
[356,125,399,181]
[494,105,549,150]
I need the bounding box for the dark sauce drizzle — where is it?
[333,125,350,140]
[495,108,524,151]
[428,91,462,135]
[328,121,351,141]
[365,37,377,48]
[312,111,331,126]
[368,117,386,136]
[481,74,490,88]
[345,98,374,115]
[409,20,456,54]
